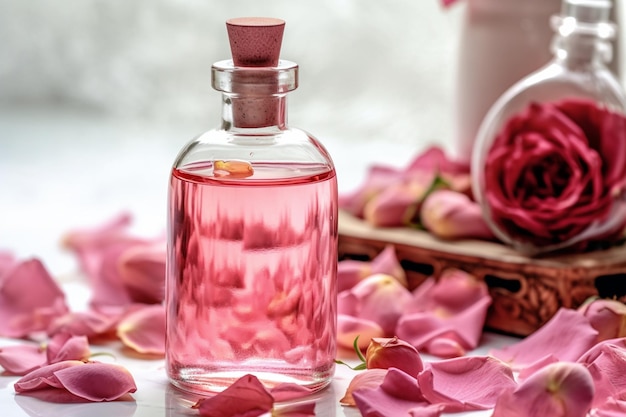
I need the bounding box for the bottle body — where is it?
[472,0,626,254]
[166,126,338,394]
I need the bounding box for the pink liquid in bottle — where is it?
[166,161,337,394]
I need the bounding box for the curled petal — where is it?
[578,298,626,342]
[337,315,385,351]
[0,258,69,338]
[46,333,91,364]
[417,356,516,411]
[53,362,137,401]
[363,180,428,227]
[340,369,388,406]
[352,368,429,417]
[582,342,626,407]
[15,360,85,392]
[194,374,273,417]
[117,304,165,355]
[492,362,594,417]
[366,337,424,376]
[0,344,46,376]
[337,260,371,293]
[339,165,403,218]
[490,308,598,369]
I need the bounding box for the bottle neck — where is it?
[221,93,288,130]
[551,34,612,71]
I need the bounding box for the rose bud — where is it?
[578,298,626,342]
[365,337,424,376]
[420,189,495,240]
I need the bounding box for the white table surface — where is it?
[0,106,521,416]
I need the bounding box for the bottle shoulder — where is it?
[172,126,335,176]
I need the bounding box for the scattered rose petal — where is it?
[578,298,626,342]
[352,368,429,417]
[53,362,137,401]
[0,344,46,376]
[193,374,274,417]
[339,165,403,218]
[581,342,626,407]
[46,333,90,364]
[490,308,598,369]
[117,304,166,355]
[337,315,385,351]
[269,383,314,402]
[339,273,412,336]
[0,258,69,338]
[15,360,85,392]
[417,356,516,412]
[337,260,371,293]
[369,245,407,288]
[117,242,166,304]
[397,270,491,357]
[492,362,594,417]
[47,310,119,340]
[340,369,388,406]
[594,397,626,417]
[363,178,430,227]
[365,337,424,376]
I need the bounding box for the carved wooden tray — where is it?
[338,210,626,337]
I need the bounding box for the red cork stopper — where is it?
[226,17,285,67]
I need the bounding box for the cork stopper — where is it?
[226,17,285,67]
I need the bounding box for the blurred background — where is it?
[0,0,624,276]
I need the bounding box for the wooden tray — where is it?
[338,210,626,336]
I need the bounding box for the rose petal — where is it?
[369,245,407,288]
[53,362,137,401]
[417,356,516,411]
[47,310,119,340]
[117,304,165,355]
[0,344,47,375]
[594,397,626,417]
[269,383,314,403]
[582,342,626,407]
[340,369,388,406]
[352,368,429,417]
[339,165,403,218]
[0,251,16,276]
[118,243,166,304]
[15,360,85,392]
[194,374,274,417]
[0,258,69,338]
[272,402,316,417]
[46,333,90,364]
[337,260,371,293]
[337,315,385,351]
[578,298,626,342]
[492,362,594,417]
[490,308,598,369]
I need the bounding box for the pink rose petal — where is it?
[578,298,626,342]
[337,260,371,293]
[582,342,626,407]
[366,337,424,376]
[0,251,16,276]
[340,368,388,406]
[0,344,47,376]
[194,374,274,417]
[417,356,516,411]
[118,243,166,304]
[14,360,85,392]
[53,362,137,401]
[492,362,594,417]
[594,397,626,417]
[47,310,118,340]
[46,333,90,364]
[369,245,407,287]
[117,304,165,355]
[490,308,598,369]
[0,258,69,338]
[272,402,316,417]
[352,368,429,416]
[337,315,385,351]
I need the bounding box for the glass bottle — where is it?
[165,17,338,395]
[471,0,626,255]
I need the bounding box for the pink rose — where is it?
[482,98,626,250]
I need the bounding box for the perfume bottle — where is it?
[165,18,338,395]
[471,0,626,255]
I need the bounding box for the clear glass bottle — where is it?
[471,0,626,255]
[165,18,338,395]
